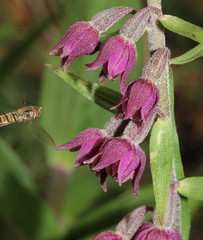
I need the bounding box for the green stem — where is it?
[147,0,190,239]
[147,0,165,52]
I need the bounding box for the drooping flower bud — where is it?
[112,47,170,124]
[87,7,161,93]
[49,22,100,71]
[56,132,146,195]
[86,36,137,93]
[49,7,135,70]
[55,128,106,167]
[112,78,159,123]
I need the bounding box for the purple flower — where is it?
[49,22,100,71]
[86,36,137,93]
[55,128,106,167]
[112,78,159,123]
[49,7,135,71]
[92,138,146,195]
[134,223,183,240]
[56,132,145,195]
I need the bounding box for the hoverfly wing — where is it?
[28,122,56,147]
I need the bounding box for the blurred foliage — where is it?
[0,0,202,240]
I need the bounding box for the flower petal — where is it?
[123,79,153,121]
[93,138,133,170]
[86,36,125,71]
[75,139,103,167]
[120,43,137,94]
[96,169,108,192]
[132,147,146,196]
[107,45,129,80]
[117,148,140,184]
[55,128,105,151]
[49,22,90,55]
[63,27,100,70]
[141,85,159,121]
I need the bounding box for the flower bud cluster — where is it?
[55,46,170,195]
[50,6,162,93]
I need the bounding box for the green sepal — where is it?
[159,15,203,43]
[170,44,203,65]
[177,177,203,201]
[150,118,173,226]
[46,64,121,113]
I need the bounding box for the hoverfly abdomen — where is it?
[0,106,42,127]
[0,112,21,127]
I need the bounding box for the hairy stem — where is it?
[147,0,165,52]
[147,1,190,239]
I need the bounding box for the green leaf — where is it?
[46,64,121,113]
[170,44,203,65]
[168,68,184,179]
[150,118,173,226]
[180,198,191,240]
[159,15,203,43]
[177,177,203,201]
[168,68,190,240]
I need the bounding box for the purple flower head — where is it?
[55,128,106,167]
[112,78,159,123]
[86,36,137,94]
[56,129,146,194]
[134,223,183,240]
[49,22,100,71]
[92,138,146,195]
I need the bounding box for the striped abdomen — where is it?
[0,112,22,127]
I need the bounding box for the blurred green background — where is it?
[0,0,202,239]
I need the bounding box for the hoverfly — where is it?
[0,106,42,127]
[0,106,55,146]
